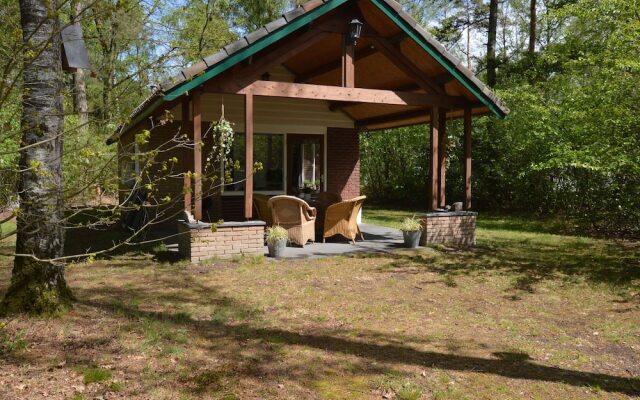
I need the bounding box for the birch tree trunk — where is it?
[1,0,73,315]
[71,0,89,134]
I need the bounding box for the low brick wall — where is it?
[178,220,265,263]
[419,212,477,247]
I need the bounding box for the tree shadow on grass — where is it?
[74,284,640,397]
[357,235,640,299]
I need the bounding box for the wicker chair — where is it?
[253,193,273,226]
[268,195,317,247]
[323,195,366,244]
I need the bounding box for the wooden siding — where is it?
[171,67,354,135]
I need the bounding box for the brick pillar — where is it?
[326,128,360,199]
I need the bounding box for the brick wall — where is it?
[419,212,477,247]
[327,128,360,200]
[178,221,265,263]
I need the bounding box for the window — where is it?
[227,133,284,192]
[120,143,140,189]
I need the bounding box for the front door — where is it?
[287,135,324,196]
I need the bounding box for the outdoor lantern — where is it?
[348,18,363,45]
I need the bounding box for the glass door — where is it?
[287,135,324,197]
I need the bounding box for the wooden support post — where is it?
[438,109,447,208]
[429,107,439,211]
[244,93,254,219]
[181,96,191,172]
[193,90,202,221]
[342,40,355,88]
[463,107,472,210]
[184,174,192,213]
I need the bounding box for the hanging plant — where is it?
[207,118,234,163]
[204,102,235,186]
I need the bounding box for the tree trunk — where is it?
[71,0,89,134]
[466,0,471,69]
[487,0,498,87]
[1,0,73,315]
[528,0,537,54]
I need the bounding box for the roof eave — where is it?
[369,0,509,119]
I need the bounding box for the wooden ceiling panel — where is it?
[357,0,402,37]
[364,106,492,131]
[340,103,420,120]
[400,39,446,77]
[284,34,342,74]
[352,52,413,89]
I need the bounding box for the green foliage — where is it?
[362,0,640,237]
[164,0,236,63]
[108,381,125,392]
[399,217,422,232]
[0,321,27,355]
[266,226,288,245]
[83,367,112,384]
[361,126,428,205]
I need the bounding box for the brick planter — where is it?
[419,211,477,247]
[178,220,265,263]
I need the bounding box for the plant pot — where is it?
[267,238,287,258]
[402,230,421,248]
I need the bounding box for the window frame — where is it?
[222,132,287,196]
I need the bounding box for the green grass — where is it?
[82,367,112,384]
[362,206,418,229]
[0,208,638,399]
[0,220,15,235]
[364,206,640,292]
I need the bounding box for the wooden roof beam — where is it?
[208,80,468,108]
[356,109,429,127]
[369,36,446,95]
[329,83,421,111]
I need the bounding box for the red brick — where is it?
[327,128,360,200]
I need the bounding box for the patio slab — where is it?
[266,223,429,259]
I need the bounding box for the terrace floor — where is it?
[271,223,414,259]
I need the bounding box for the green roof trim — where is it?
[109,0,508,144]
[369,0,506,119]
[162,0,350,102]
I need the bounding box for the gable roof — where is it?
[109,0,508,144]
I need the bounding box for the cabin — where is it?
[108,0,508,261]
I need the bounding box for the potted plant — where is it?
[400,217,422,248]
[300,180,319,200]
[266,226,288,258]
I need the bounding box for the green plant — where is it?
[109,381,124,392]
[266,226,288,245]
[398,382,423,400]
[0,321,27,354]
[83,367,112,384]
[303,179,320,191]
[399,217,422,232]
[152,242,169,253]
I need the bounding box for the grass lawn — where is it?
[0,209,639,399]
